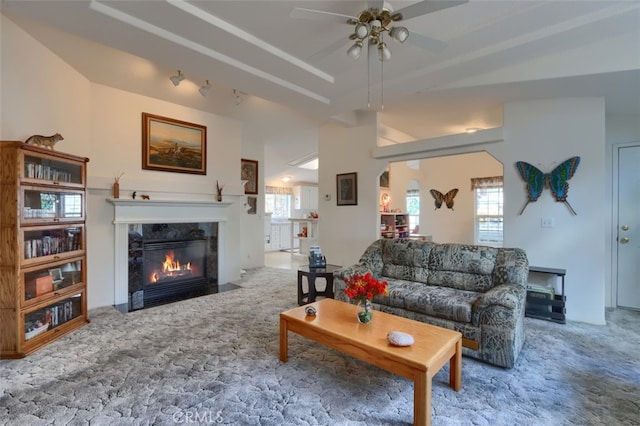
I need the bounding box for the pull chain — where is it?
[381,54,384,110]
[367,42,371,109]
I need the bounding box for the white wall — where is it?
[387,153,502,244]
[1,16,247,309]
[240,130,266,270]
[501,98,606,325]
[317,111,383,266]
[319,98,607,324]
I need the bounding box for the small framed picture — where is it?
[241,158,259,195]
[247,196,257,214]
[49,268,63,290]
[380,169,390,188]
[336,172,358,206]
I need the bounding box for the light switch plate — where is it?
[541,217,555,228]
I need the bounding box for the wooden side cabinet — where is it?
[1,141,90,358]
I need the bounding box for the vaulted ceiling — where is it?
[3,1,639,183]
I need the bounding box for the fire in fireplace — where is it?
[128,222,218,311]
[149,249,197,283]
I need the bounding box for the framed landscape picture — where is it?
[142,112,207,175]
[241,158,259,194]
[336,172,357,206]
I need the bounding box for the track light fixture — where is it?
[199,80,211,97]
[169,70,185,87]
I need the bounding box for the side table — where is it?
[297,264,342,305]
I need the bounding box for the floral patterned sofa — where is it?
[334,239,529,368]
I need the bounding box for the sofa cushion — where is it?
[375,279,481,323]
[380,239,432,283]
[428,244,498,292]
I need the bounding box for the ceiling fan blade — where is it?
[405,32,447,52]
[289,7,356,25]
[393,0,468,21]
[367,0,384,10]
[306,36,350,62]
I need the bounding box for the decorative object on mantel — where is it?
[132,191,137,199]
[430,188,458,210]
[142,112,207,175]
[515,156,580,215]
[113,172,124,199]
[241,158,259,195]
[24,133,64,150]
[216,180,224,202]
[140,194,150,200]
[343,272,388,324]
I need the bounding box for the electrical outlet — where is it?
[541,217,555,228]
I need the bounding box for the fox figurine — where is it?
[25,133,64,150]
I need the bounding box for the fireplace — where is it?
[128,222,218,311]
[109,198,239,312]
[142,239,207,306]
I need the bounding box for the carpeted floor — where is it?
[1,267,639,425]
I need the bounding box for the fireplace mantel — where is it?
[108,198,232,223]
[108,198,232,306]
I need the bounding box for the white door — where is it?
[616,144,640,310]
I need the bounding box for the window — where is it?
[265,186,292,219]
[406,189,420,232]
[472,176,503,246]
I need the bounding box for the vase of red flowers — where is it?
[343,272,388,324]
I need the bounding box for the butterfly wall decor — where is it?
[430,189,459,210]
[515,156,580,215]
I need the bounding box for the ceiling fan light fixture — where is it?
[371,19,382,29]
[390,26,409,43]
[378,42,391,62]
[199,80,211,97]
[347,41,363,60]
[169,70,185,87]
[354,22,369,39]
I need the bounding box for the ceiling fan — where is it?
[290,0,468,62]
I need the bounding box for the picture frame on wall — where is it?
[247,196,257,214]
[241,158,259,194]
[336,172,358,206]
[380,169,390,188]
[142,112,207,175]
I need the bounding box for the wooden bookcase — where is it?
[0,141,90,358]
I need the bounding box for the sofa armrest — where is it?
[334,264,373,280]
[472,284,526,324]
[335,240,385,280]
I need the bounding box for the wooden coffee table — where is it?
[280,298,462,426]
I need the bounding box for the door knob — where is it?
[621,225,629,231]
[620,237,630,244]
